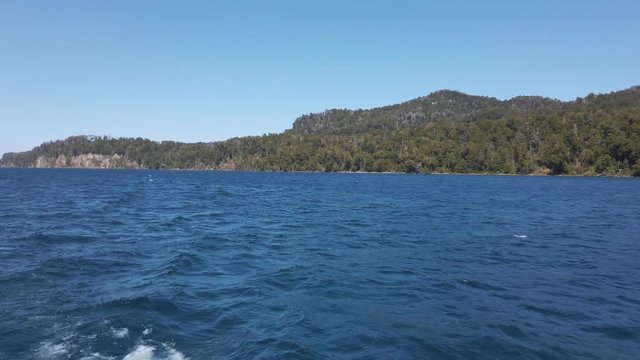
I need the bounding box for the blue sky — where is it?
[1,0,639,154]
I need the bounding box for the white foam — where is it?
[121,343,187,360]
[36,341,68,358]
[111,327,129,339]
[165,346,187,360]
[33,331,185,360]
[123,345,155,360]
[80,353,116,360]
[513,234,528,238]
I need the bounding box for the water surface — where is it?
[1,169,639,359]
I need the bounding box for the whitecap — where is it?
[164,344,187,360]
[111,327,129,339]
[80,353,116,360]
[142,327,153,336]
[513,234,528,238]
[123,345,155,360]
[36,341,68,358]
[121,343,187,360]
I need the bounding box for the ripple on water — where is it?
[1,170,639,359]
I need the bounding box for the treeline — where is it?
[2,87,639,176]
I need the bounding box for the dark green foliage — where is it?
[2,87,639,176]
[289,90,561,135]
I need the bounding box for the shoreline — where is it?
[0,166,635,178]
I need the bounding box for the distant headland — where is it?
[2,86,639,176]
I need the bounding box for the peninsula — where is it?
[2,86,639,176]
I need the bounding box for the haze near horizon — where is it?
[1,0,639,155]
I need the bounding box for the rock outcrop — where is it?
[32,153,140,169]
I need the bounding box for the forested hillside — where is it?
[2,87,639,175]
[289,90,561,134]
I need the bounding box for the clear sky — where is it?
[1,0,639,155]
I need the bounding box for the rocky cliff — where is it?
[30,153,141,169]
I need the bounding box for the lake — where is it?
[0,169,639,359]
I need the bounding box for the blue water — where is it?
[1,169,639,359]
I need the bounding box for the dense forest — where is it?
[2,87,640,176]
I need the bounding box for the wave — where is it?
[26,233,97,245]
[79,353,116,360]
[3,170,640,359]
[122,343,187,360]
[111,327,129,339]
[36,340,69,359]
[33,327,187,360]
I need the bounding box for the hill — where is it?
[2,87,640,176]
[289,90,561,135]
